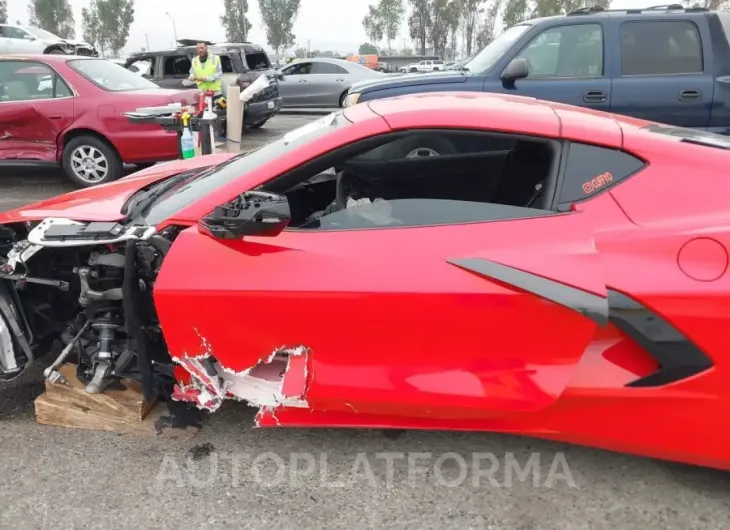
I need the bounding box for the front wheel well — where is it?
[43,45,67,54]
[62,129,122,162]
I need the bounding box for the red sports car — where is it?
[0,93,728,470]
[0,55,197,187]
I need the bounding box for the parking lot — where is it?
[1,113,729,530]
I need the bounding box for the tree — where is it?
[258,0,301,57]
[362,5,384,48]
[221,0,251,42]
[81,3,103,53]
[294,46,308,57]
[376,0,405,54]
[29,0,75,39]
[458,0,485,56]
[428,0,458,59]
[408,0,430,55]
[500,0,528,27]
[359,42,378,54]
[400,47,413,55]
[682,0,730,8]
[95,0,135,57]
[475,0,503,49]
[0,0,7,24]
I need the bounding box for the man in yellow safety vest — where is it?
[188,42,223,95]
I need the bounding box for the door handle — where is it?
[48,116,63,120]
[679,89,702,101]
[335,78,344,82]
[298,79,307,83]
[583,90,607,103]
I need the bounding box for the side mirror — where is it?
[277,73,285,81]
[500,58,529,86]
[199,191,290,240]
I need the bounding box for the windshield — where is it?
[25,26,60,40]
[67,59,159,91]
[137,112,350,225]
[464,24,531,73]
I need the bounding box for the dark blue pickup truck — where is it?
[343,5,730,134]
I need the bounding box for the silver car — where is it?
[276,57,386,108]
[0,24,98,56]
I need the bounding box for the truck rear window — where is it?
[642,124,730,149]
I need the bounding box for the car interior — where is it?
[262,130,560,230]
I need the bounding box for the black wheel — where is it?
[134,162,156,171]
[433,67,440,71]
[410,67,417,72]
[62,136,123,188]
[339,90,349,108]
[247,119,268,129]
[48,49,66,55]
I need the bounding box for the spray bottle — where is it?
[180,111,195,159]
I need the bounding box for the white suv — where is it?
[0,24,98,56]
[401,59,445,73]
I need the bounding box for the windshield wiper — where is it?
[124,173,192,217]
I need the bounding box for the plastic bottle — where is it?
[180,113,195,159]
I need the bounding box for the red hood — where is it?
[0,154,235,225]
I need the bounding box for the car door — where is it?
[609,19,712,128]
[308,61,350,106]
[277,62,313,106]
[152,128,605,421]
[489,22,612,112]
[0,60,75,163]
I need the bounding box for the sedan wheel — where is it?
[62,136,123,188]
[70,145,109,183]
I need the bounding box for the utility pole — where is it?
[144,33,150,50]
[241,0,247,42]
[165,12,178,43]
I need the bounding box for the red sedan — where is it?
[1,92,729,470]
[0,55,197,187]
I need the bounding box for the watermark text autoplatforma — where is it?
[156,450,577,489]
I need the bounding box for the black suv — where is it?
[124,41,283,129]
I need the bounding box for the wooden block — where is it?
[34,364,198,440]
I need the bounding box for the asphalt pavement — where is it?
[1,114,729,530]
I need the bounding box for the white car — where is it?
[0,24,98,56]
[400,59,445,73]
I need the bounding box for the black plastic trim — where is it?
[447,257,608,326]
[607,290,713,387]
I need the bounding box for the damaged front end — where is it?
[0,211,312,422]
[0,218,179,398]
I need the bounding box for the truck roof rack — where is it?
[568,4,709,15]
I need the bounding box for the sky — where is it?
[7,0,657,55]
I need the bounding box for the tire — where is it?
[410,67,417,73]
[134,162,156,171]
[433,67,440,71]
[48,49,66,55]
[62,136,123,188]
[247,119,268,129]
[339,90,349,108]
[382,134,457,159]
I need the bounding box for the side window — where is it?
[0,61,69,101]
[127,58,154,77]
[283,62,312,75]
[621,21,703,76]
[558,143,645,204]
[219,55,234,73]
[163,55,191,77]
[271,131,560,231]
[517,23,603,78]
[3,27,29,39]
[312,62,348,74]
